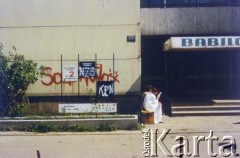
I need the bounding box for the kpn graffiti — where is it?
[41,64,120,87]
[142,129,239,157]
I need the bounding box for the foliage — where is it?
[24,122,56,133]
[88,88,98,104]
[97,123,117,131]
[2,126,14,132]
[126,123,144,131]
[0,43,43,116]
[19,122,118,133]
[88,88,99,117]
[58,123,95,132]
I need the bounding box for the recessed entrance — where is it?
[142,36,240,100]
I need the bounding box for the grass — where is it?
[1,122,118,132]
[0,114,140,132]
[0,114,135,120]
[20,122,101,133]
[1,122,144,133]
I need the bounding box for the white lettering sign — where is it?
[169,36,240,50]
[59,103,117,113]
[62,66,78,82]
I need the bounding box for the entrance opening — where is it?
[142,36,240,101]
[168,51,240,99]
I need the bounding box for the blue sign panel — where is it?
[127,35,136,42]
[79,62,96,77]
[97,81,114,98]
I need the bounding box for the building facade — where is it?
[0,0,141,114]
[141,0,240,101]
[1,0,240,114]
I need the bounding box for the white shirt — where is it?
[143,91,159,112]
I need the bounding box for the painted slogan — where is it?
[41,64,120,87]
[97,81,114,98]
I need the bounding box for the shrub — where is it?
[21,122,95,133]
[126,123,144,131]
[0,44,43,116]
[24,122,56,133]
[97,123,117,131]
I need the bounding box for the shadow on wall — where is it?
[28,76,142,115]
[126,75,141,95]
[116,75,141,114]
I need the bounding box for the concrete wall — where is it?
[0,0,141,95]
[0,115,138,130]
[141,7,240,35]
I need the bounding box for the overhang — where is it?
[164,36,240,51]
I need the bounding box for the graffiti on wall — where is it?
[97,81,114,98]
[41,64,120,86]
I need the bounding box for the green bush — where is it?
[97,123,117,131]
[8,103,28,117]
[21,122,96,133]
[0,44,43,117]
[126,123,144,131]
[3,126,13,131]
[58,123,92,132]
[24,122,56,133]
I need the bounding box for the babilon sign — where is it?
[168,36,240,50]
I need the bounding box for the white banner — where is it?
[59,103,117,113]
[169,36,240,50]
[62,66,78,82]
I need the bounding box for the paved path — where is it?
[0,116,240,158]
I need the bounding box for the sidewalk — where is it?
[0,115,239,158]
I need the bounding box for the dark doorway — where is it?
[141,35,240,100]
[168,50,238,99]
[141,36,169,92]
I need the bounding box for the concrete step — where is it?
[212,100,240,105]
[171,104,240,116]
[172,105,240,111]
[171,100,240,116]
[172,110,240,116]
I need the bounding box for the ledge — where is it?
[0,115,138,130]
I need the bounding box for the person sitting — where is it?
[143,85,162,124]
